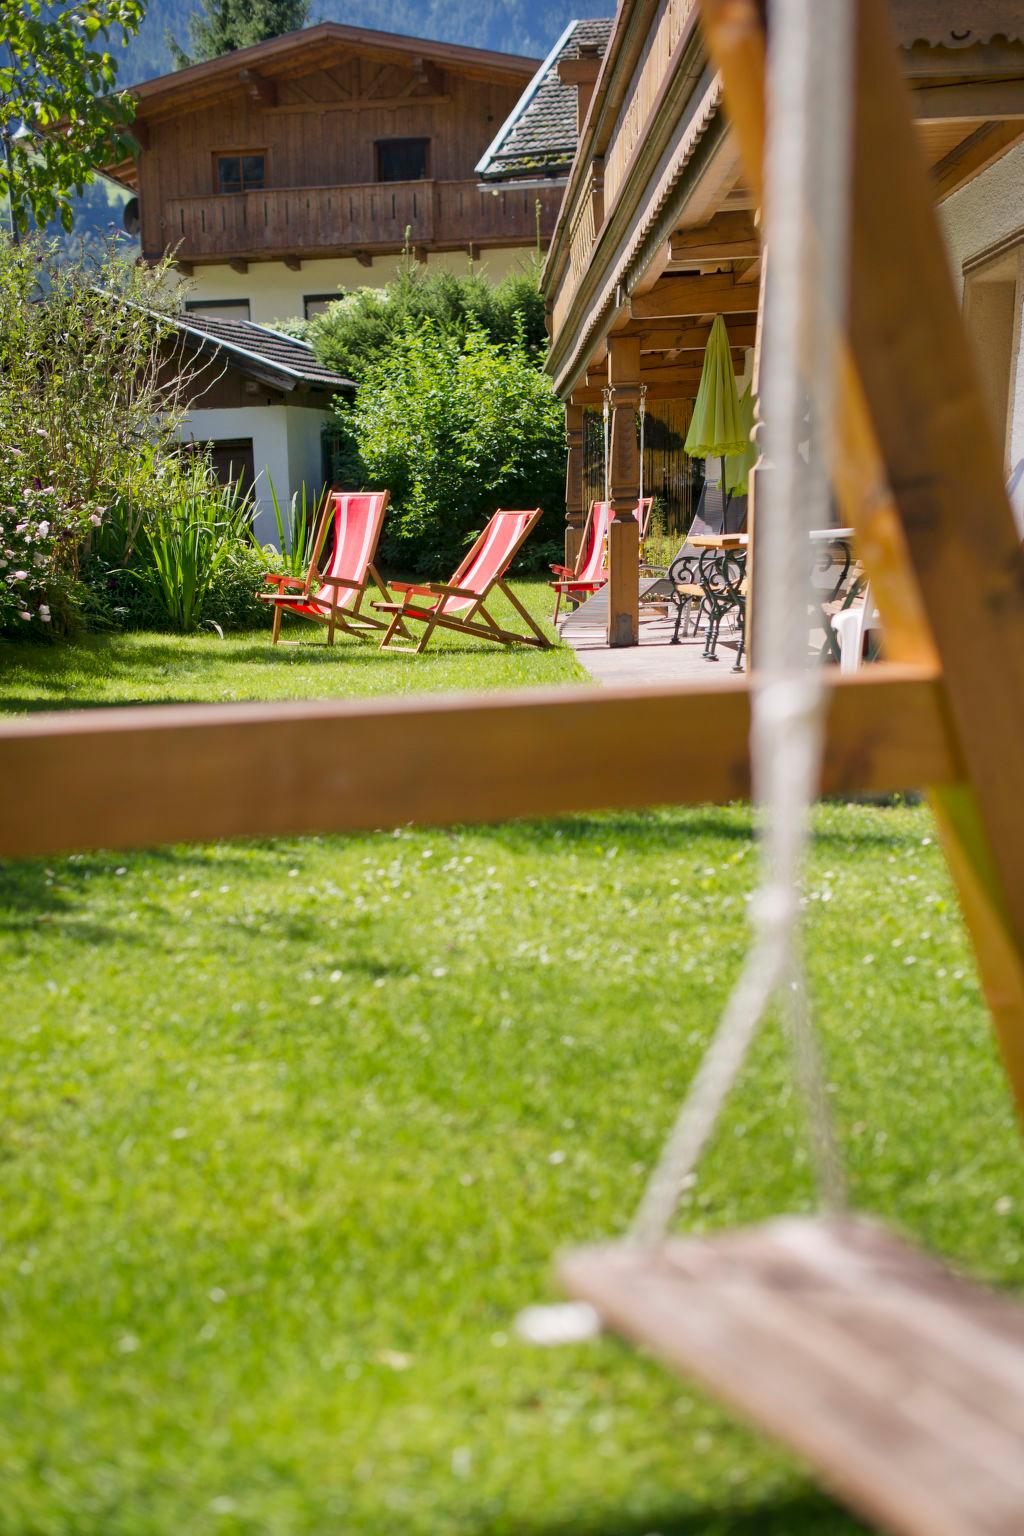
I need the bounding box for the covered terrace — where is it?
[541,0,1024,654]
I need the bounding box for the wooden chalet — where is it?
[541,0,1024,646]
[102,23,564,323]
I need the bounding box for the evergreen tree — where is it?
[168,0,310,67]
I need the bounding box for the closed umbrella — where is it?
[725,382,756,495]
[684,314,747,487]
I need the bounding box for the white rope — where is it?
[517,0,854,1344]
[628,0,854,1244]
[638,383,647,505]
[602,386,612,504]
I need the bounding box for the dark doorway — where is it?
[206,438,256,498]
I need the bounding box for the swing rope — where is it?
[518,0,854,1348]
[630,0,854,1245]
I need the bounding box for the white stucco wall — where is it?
[170,246,538,324]
[939,143,1024,472]
[178,403,332,545]
[939,141,1024,300]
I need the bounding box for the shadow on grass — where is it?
[523,1490,867,1536]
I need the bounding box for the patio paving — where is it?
[559,584,744,686]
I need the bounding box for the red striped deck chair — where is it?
[636,496,654,539]
[375,508,550,653]
[260,490,390,646]
[550,499,653,622]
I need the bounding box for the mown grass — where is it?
[1,598,1022,1536]
[0,579,580,713]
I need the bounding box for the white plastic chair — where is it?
[832,582,881,673]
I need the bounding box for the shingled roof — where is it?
[476,17,614,185]
[172,313,355,394]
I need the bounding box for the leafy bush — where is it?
[310,261,548,382]
[203,544,273,630]
[334,321,565,575]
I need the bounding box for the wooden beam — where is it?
[354,251,373,268]
[0,668,956,860]
[411,57,443,94]
[239,68,278,107]
[129,120,151,151]
[932,121,1024,201]
[229,258,249,274]
[283,255,302,271]
[669,211,759,262]
[571,382,701,404]
[627,321,758,350]
[630,277,760,321]
[175,260,194,278]
[911,79,1024,123]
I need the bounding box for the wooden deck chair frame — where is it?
[375,508,550,653]
[260,490,391,646]
[551,499,653,623]
[6,3,1024,1532]
[549,499,612,623]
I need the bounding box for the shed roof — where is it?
[170,312,355,394]
[476,17,614,184]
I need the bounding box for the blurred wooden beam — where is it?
[0,667,956,859]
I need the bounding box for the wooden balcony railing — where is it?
[160,180,564,263]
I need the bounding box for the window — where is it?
[216,153,265,195]
[186,298,252,322]
[376,138,430,183]
[303,293,343,320]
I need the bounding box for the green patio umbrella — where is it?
[725,382,756,495]
[684,314,747,485]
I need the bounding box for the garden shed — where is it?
[165,310,354,542]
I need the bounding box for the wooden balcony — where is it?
[159,179,564,264]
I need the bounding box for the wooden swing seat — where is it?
[562,1216,1024,1536]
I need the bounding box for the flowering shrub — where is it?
[0,461,105,631]
[0,232,186,635]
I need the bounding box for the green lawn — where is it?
[1,601,1022,1536]
[0,580,581,713]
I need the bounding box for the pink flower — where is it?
[18,611,30,621]
[89,513,102,527]
[38,606,51,622]
[12,570,28,581]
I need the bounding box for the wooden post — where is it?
[607,335,642,647]
[564,401,586,568]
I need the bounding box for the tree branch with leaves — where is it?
[0,0,145,234]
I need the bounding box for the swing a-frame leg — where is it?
[556,5,1024,1536]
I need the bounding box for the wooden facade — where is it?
[103,24,560,268]
[541,0,1024,643]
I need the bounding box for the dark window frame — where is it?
[213,150,268,195]
[303,293,344,320]
[375,137,431,183]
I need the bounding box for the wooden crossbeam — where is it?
[669,210,759,261]
[630,277,758,320]
[0,668,955,859]
[911,80,1024,123]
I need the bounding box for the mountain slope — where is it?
[120,0,613,84]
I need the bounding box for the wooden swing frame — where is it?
[1,3,1024,1529]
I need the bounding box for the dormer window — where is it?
[216,153,266,194]
[376,138,430,183]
